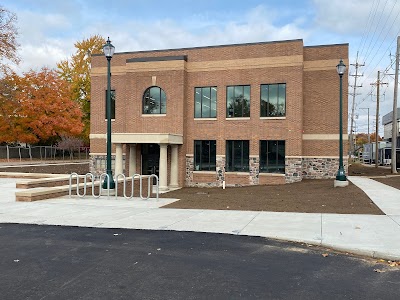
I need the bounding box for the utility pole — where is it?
[349,52,364,159]
[391,36,399,174]
[360,107,370,143]
[371,71,388,168]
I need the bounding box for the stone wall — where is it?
[285,157,303,183]
[302,157,348,179]
[185,155,194,186]
[249,156,259,185]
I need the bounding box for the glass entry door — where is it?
[141,144,160,176]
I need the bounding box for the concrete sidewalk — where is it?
[0,176,399,260]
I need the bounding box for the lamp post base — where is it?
[334,179,349,187]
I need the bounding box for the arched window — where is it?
[143,86,166,114]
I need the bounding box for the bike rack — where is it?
[69,172,110,198]
[115,173,141,199]
[69,173,159,200]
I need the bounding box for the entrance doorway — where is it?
[142,144,160,177]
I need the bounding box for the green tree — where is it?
[57,35,105,142]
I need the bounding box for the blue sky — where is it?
[3,0,400,135]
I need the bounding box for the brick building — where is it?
[90,39,348,190]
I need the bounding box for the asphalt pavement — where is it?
[0,176,399,261]
[1,223,399,300]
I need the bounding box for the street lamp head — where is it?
[103,37,115,59]
[336,59,346,76]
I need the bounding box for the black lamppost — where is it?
[102,37,116,189]
[336,59,347,183]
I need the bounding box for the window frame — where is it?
[194,87,217,118]
[142,86,167,115]
[226,85,250,118]
[226,140,250,172]
[194,140,217,171]
[259,140,285,174]
[260,83,286,117]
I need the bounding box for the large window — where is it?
[260,84,286,117]
[194,140,216,171]
[105,89,115,119]
[259,140,285,173]
[143,86,166,114]
[226,140,249,172]
[226,85,250,118]
[195,87,217,118]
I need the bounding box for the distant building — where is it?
[382,108,400,147]
[90,39,348,189]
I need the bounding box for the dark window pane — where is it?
[227,86,234,117]
[161,89,166,114]
[234,86,243,117]
[260,85,268,117]
[259,140,285,173]
[143,86,166,114]
[260,84,286,117]
[211,87,217,118]
[226,85,250,118]
[268,85,278,116]
[194,140,216,171]
[226,140,249,172]
[195,88,201,118]
[243,86,250,117]
[194,141,201,171]
[195,87,217,118]
[242,141,249,171]
[278,84,286,116]
[202,87,211,118]
[210,140,216,169]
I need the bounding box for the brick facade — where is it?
[90,39,349,187]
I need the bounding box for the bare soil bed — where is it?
[0,161,398,214]
[0,161,90,174]
[161,180,383,214]
[162,164,400,214]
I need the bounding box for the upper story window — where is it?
[195,87,217,118]
[226,85,250,118]
[143,86,166,114]
[260,83,286,117]
[105,89,115,120]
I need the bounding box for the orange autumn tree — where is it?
[0,68,83,144]
[57,35,106,143]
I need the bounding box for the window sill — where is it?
[260,117,286,120]
[225,171,249,175]
[194,118,217,121]
[142,114,166,117]
[193,171,216,174]
[259,172,285,176]
[104,119,116,121]
[225,117,250,120]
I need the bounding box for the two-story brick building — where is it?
[90,39,348,190]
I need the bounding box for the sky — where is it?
[2,0,400,137]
